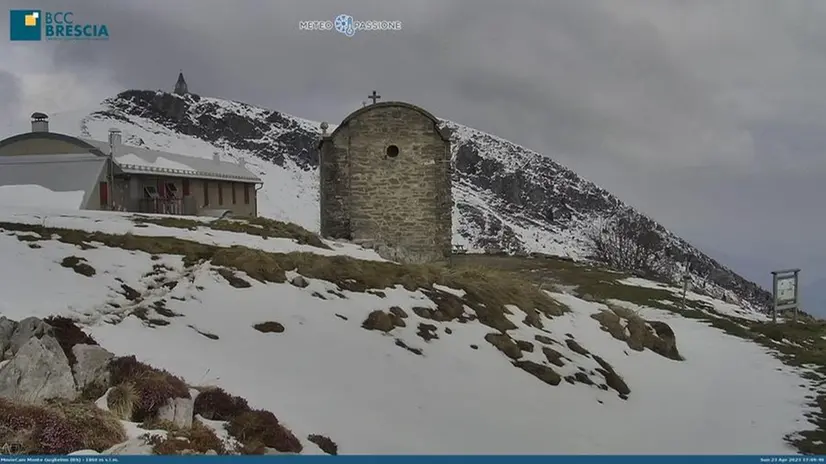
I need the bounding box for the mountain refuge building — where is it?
[318,99,453,264]
[0,113,262,217]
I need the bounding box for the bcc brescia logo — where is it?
[9,9,110,41]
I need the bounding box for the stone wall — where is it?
[319,143,351,239]
[320,103,452,263]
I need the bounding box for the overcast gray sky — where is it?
[1,0,824,308]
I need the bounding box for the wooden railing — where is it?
[137,198,187,215]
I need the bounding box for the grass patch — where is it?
[108,356,190,421]
[484,332,522,360]
[514,360,561,386]
[417,323,439,341]
[307,434,338,455]
[46,399,127,452]
[226,409,302,454]
[394,338,423,356]
[193,387,250,421]
[132,215,330,250]
[253,322,285,334]
[60,256,96,277]
[216,268,251,288]
[211,216,330,250]
[362,310,405,332]
[188,325,219,340]
[591,306,683,361]
[0,222,568,339]
[146,420,226,455]
[0,397,124,454]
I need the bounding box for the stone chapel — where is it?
[318,96,453,264]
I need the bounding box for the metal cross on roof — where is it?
[368,90,381,104]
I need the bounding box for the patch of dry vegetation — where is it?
[307,434,338,455]
[0,223,568,341]
[591,305,683,361]
[145,419,226,455]
[132,215,330,250]
[193,387,250,421]
[216,268,252,288]
[362,310,406,333]
[0,397,124,454]
[253,322,285,333]
[226,410,303,454]
[514,360,561,386]
[108,356,190,421]
[47,400,127,451]
[484,332,523,360]
[60,256,96,277]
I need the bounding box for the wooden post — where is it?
[680,260,690,311]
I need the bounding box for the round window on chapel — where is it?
[386,145,400,158]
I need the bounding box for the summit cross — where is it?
[368,90,381,104]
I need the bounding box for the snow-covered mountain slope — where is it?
[0,206,818,454]
[7,89,769,311]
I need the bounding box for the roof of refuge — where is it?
[80,138,262,183]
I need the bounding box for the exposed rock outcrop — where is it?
[0,335,78,403]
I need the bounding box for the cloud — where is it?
[1,0,825,290]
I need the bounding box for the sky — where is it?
[1,0,824,313]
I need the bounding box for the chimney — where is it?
[238,157,246,168]
[31,112,49,132]
[108,129,122,156]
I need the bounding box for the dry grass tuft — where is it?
[107,382,139,421]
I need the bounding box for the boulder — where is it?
[290,275,309,288]
[72,344,114,391]
[0,335,78,404]
[157,396,195,429]
[9,317,53,356]
[0,317,18,360]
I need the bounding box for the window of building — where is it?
[143,186,159,199]
[231,183,237,204]
[165,183,178,198]
[182,178,190,196]
[244,184,250,204]
[203,181,209,206]
[386,145,399,158]
[218,183,223,205]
